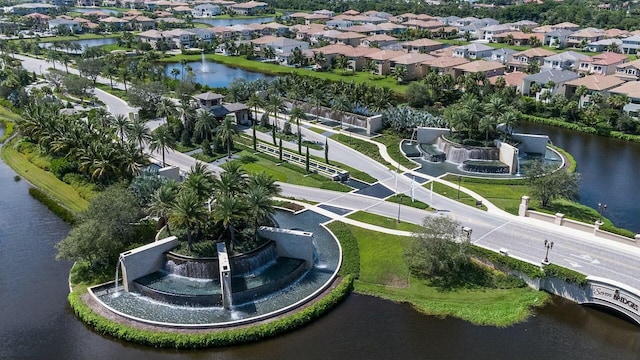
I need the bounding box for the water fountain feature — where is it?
[90,210,341,327]
[201,52,209,73]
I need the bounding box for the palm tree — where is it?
[313,51,326,70]
[148,182,178,235]
[113,114,131,143]
[170,191,207,251]
[478,115,496,143]
[126,118,151,150]
[244,183,275,241]
[194,110,218,141]
[331,93,351,129]
[460,94,484,138]
[364,60,378,77]
[529,82,542,97]
[392,65,408,83]
[248,172,281,197]
[170,67,180,80]
[335,55,349,73]
[499,110,521,135]
[606,94,629,110]
[289,106,307,154]
[212,194,246,251]
[246,94,265,124]
[216,116,238,158]
[119,67,131,92]
[149,124,177,167]
[267,94,285,131]
[311,88,326,121]
[156,98,177,120]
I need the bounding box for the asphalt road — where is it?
[19,54,640,291]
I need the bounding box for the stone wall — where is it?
[512,133,549,154]
[497,141,518,174]
[416,127,449,144]
[258,226,314,267]
[120,236,179,292]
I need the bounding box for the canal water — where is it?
[518,122,640,233]
[193,16,274,27]
[39,38,118,54]
[1,154,639,359]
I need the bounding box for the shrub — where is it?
[543,264,587,286]
[325,222,360,278]
[471,246,543,279]
[28,187,75,223]
[68,275,354,348]
[63,173,97,201]
[50,157,77,179]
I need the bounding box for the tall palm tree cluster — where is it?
[0,55,35,107]
[444,93,522,145]
[149,162,281,254]
[16,102,149,183]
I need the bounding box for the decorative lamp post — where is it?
[597,203,608,223]
[542,239,554,265]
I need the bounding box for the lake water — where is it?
[193,16,274,27]
[1,152,640,359]
[164,60,274,88]
[518,122,640,233]
[39,38,118,54]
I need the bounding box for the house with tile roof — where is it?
[453,60,505,79]
[421,56,469,76]
[488,71,527,93]
[608,81,640,116]
[621,35,640,55]
[231,1,267,15]
[508,48,556,72]
[390,52,435,80]
[543,29,573,48]
[615,59,640,81]
[542,51,590,70]
[400,38,443,53]
[490,48,516,64]
[364,49,406,75]
[452,43,494,60]
[577,52,627,75]
[566,28,605,48]
[361,34,398,48]
[522,69,581,99]
[564,75,627,107]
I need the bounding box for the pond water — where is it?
[72,7,120,15]
[518,122,640,233]
[164,60,274,88]
[193,16,274,27]
[39,38,118,54]
[1,152,640,359]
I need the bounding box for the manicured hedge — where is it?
[69,274,354,349]
[549,145,577,173]
[325,222,360,278]
[522,114,598,134]
[543,264,588,286]
[471,246,543,280]
[28,187,75,224]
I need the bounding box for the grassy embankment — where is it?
[346,211,424,232]
[326,222,547,326]
[1,139,89,213]
[15,33,123,44]
[159,53,408,95]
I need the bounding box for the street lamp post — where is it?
[457,175,461,200]
[597,203,608,223]
[542,239,554,265]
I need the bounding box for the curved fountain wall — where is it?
[436,136,499,164]
[231,241,279,276]
[133,281,223,307]
[165,253,219,279]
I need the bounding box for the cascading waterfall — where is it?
[436,137,499,164]
[232,242,278,276]
[165,259,216,279]
[113,256,124,296]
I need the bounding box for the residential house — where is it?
[400,38,443,53]
[210,26,233,40]
[326,19,353,29]
[604,28,630,39]
[362,11,392,19]
[313,9,335,18]
[544,29,573,48]
[165,29,196,48]
[389,52,435,80]
[364,49,406,75]
[231,1,268,15]
[348,24,383,36]
[550,22,580,31]
[452,43,494,60]
[361,34,398,48]
[563,75,626,107]
[453,17,480,27]
[190,28,216,43]
[488,71,527,93]
[194,92,224,109]
[585,38,622,53]
[478,18,499,27]
[490,48,515,64]
[137,29,169,48]
[522,69,581,99]
[48,18,82,33]
[171,6,193,15]
[227,24,254,39]
[342,9,360,16]
[615,59,640,81]
[255,36,309,54]
[376,22,407,35]
[23,13,51,31]
[566,28,605,48]
[453,60,505,79]
[508,48,556,72]
[262,22,289,36]
[621,35,640,55]
[129,15,155,30]
[99,16,129,30]
[324,31,366,46]
[438,16,461,25]
[459,22,484,39]
[492,32,542,46]
[542,51,589,70]
[421,56,469,76]
[577,52,627,75]
[482,24,512,42]
[509,20,538,31]
[191,4,221,17]
[608,81,640,116]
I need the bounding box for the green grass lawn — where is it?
[347,211,424,233]
[1,140,89,213]
[331,223,548,326]
[331,133,393,169]
[159,54,408,95]
[376,130,418,169]
[236,150,351,192]
[441,176,528,215]
[428,180,488,211]
[386,193,432,211]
